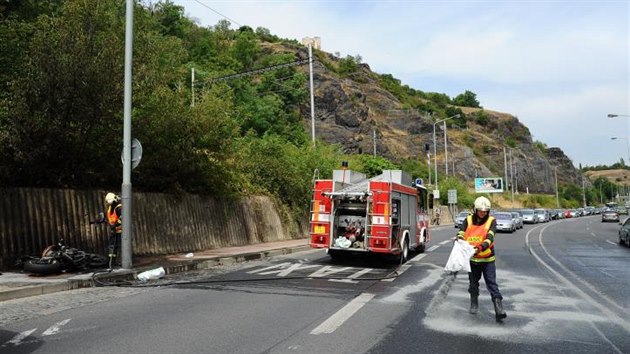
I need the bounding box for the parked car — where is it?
[602,209,620,223]
[521,209,537,224]
[454,211,471,228]
[563,209,573,218]
[534,208,549,223]
[510,211,523,229]
[494,212,516,233]
[618,217,630,247]
[549,209,564,220]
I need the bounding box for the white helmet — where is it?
[474,196,491,212]
[104,192,120,205]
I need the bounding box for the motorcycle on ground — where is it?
[21,239,109,275]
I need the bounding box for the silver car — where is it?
[494,212,516,233]
[534,208,549,223]
[511,211,523,229]
[521,209,537,224]
[454,211,471,228]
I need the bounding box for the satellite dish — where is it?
[121,138,143,170]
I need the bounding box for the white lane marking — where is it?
[382,264,410,282]
[4,329,37,347]
[410,253,427,263]
[590,232,596,238]
[42,319,71,336]
[605,240,617,246]
[247,262,292,274]
[526,224,630,350]
[310,293,375,335]
[248,262,319,277]
[427,245,439,252]
[329,268,374,283]
[308,266,353,278]
[439,240,451,245]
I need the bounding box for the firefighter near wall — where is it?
[309,169,431,263]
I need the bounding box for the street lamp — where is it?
[433,114,460,191]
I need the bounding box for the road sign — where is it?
[448,189,458,204]
[121,138,143,170]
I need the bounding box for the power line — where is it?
[207,59,310,84]
[193,0,242,27]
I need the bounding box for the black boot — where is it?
[493,298,507,322]
[469,295,479,314]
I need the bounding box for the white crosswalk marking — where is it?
[42,319,71,336]
[4,328,37,347]
[310,293,375,335]
[308,266,353,278]
[328,268,374,283]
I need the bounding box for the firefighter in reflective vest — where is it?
[104,192,122,265]
[457,196,507,322]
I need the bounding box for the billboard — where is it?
[474,177,504,193]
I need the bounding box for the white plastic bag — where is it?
[137,267,165,282]
[444,239,476,273]
[334,236,351,248]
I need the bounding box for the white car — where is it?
[494,212,516,233]
[521,209,537,224]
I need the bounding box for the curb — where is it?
[1,244,312,302]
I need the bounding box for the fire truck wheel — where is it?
[399,237,409,264]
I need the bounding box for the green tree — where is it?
[1,0,127,187]
[453,90,481,108]
[231,27,259,69]
[338,55,361,75]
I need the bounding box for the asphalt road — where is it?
[1,216,629,354]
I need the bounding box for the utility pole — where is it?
[503,146,508,191]
[427,152,431,186]
[581,173,586,208]
[555,167,560,208]
[509,149,514,208]
[308,43,315,143]
[444,121,448,175]
[191,67,195,107]
[121,0,135,269]
[373,128,376,156]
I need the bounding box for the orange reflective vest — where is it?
[107,204,122,234]
[463,215,495,262]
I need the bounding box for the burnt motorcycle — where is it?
[22,239,109,275]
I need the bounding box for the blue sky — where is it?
[171,0,629,167]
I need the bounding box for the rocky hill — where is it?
[286,44,587,194]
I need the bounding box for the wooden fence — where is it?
[0,188,306,270]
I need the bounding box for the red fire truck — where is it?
[310,169,431,263]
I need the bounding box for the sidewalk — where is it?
[0,238,311,303]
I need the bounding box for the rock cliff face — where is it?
[295,46,584,194]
